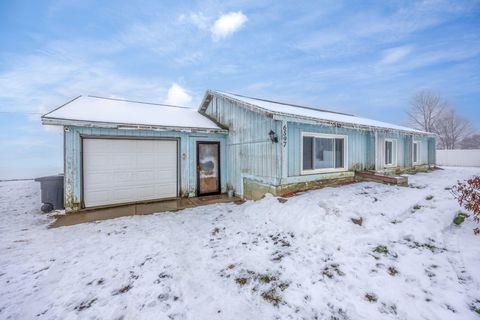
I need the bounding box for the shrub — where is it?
[452,176,480,234]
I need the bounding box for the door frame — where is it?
[196,141,221,196]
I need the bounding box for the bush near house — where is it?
[452,176,480,234]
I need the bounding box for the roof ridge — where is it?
[87,95,192,109]
[215,90,354,117]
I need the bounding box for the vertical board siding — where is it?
[204,97,280,194]
[376,132,385,171]
[376,132,433,170]
[64,126,226,212]
[287,122,370,176]
[428,137,436,165]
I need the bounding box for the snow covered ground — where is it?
[1,167,479,320]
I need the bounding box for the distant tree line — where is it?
[406,90,478,149]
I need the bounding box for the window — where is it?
[413,141,420,164]
[385,139,397,166]
[302,133,347,173]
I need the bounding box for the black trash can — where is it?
[34,174,64,213]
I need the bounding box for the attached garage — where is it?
[41,95,228,212]
[82,138,178,207]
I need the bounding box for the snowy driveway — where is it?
[1,168,479,319]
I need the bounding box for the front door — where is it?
[197,142,220,196]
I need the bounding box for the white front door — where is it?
[82,138,177,207]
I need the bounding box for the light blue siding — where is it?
[203,93,436,195]
[286,122,371,176]
[204,96,281,194]
[415,136,430,165]
[64,126,226,212]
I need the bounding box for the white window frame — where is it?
[384,138,397,167]
[412,141,420,165]
[300,132,348,175]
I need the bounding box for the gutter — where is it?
[41,117,229,134]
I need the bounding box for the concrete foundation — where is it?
[243,173,357,200]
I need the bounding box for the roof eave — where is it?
[206,90,433,136]
[201,90,276,118]
[271,114,435,136]
[41,117,228,134]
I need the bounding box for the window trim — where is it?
[412,141,420,165]
[300,132,348,175]
[384,138,397,167]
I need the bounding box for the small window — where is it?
[302,134,346,173]
[385,139,396,166]
[413,142,420,164]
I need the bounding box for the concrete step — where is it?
[355,171,408,186]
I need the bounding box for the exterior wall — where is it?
[415,136,430,165]
[202,93,437,199]
[203,96,281,195]
[286,121,371,176]
[64,126,226,212]
[375,132,432,173]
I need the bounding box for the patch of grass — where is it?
[373,245,389,255]
[453,212,469,226]
[235,277,248,286]
[211,227,221,236]
[74,298,97,311]
[469,300,480,315]
[413,204,422,211]
[278,282,289,291]
[445,304,456,313]
[258,274,277,284]
[410,241,446,253]
[261,288,282,306]
[387,266,399,276]
[226,268,289,306]
[365,293,378,303]
[322,263,345,279]
[425,195,434,200]
[112,284,132,296]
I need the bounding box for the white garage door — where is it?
[83,138,178,207]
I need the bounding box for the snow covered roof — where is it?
[42,96,226,133]
[202,90,432,135]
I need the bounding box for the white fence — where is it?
[436,149,480,167]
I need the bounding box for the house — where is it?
[41,91,436,213]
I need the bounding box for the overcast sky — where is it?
[0,0,479,179]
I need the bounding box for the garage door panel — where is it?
[85,154,110,171]
[111,155,136,168]
[83,139,178,207]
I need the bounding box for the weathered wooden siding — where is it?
[404,135,413,168]
[204,96,281,195]
[375,132,433,171]
[428,137,436,165]
[64,126,226,212]
[286,122,371,176]
[416,136,430,165]
[376,132,408,170]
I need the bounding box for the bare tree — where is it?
[460,134,480,149]
[407,90,447,132]
[435,109,472,149]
